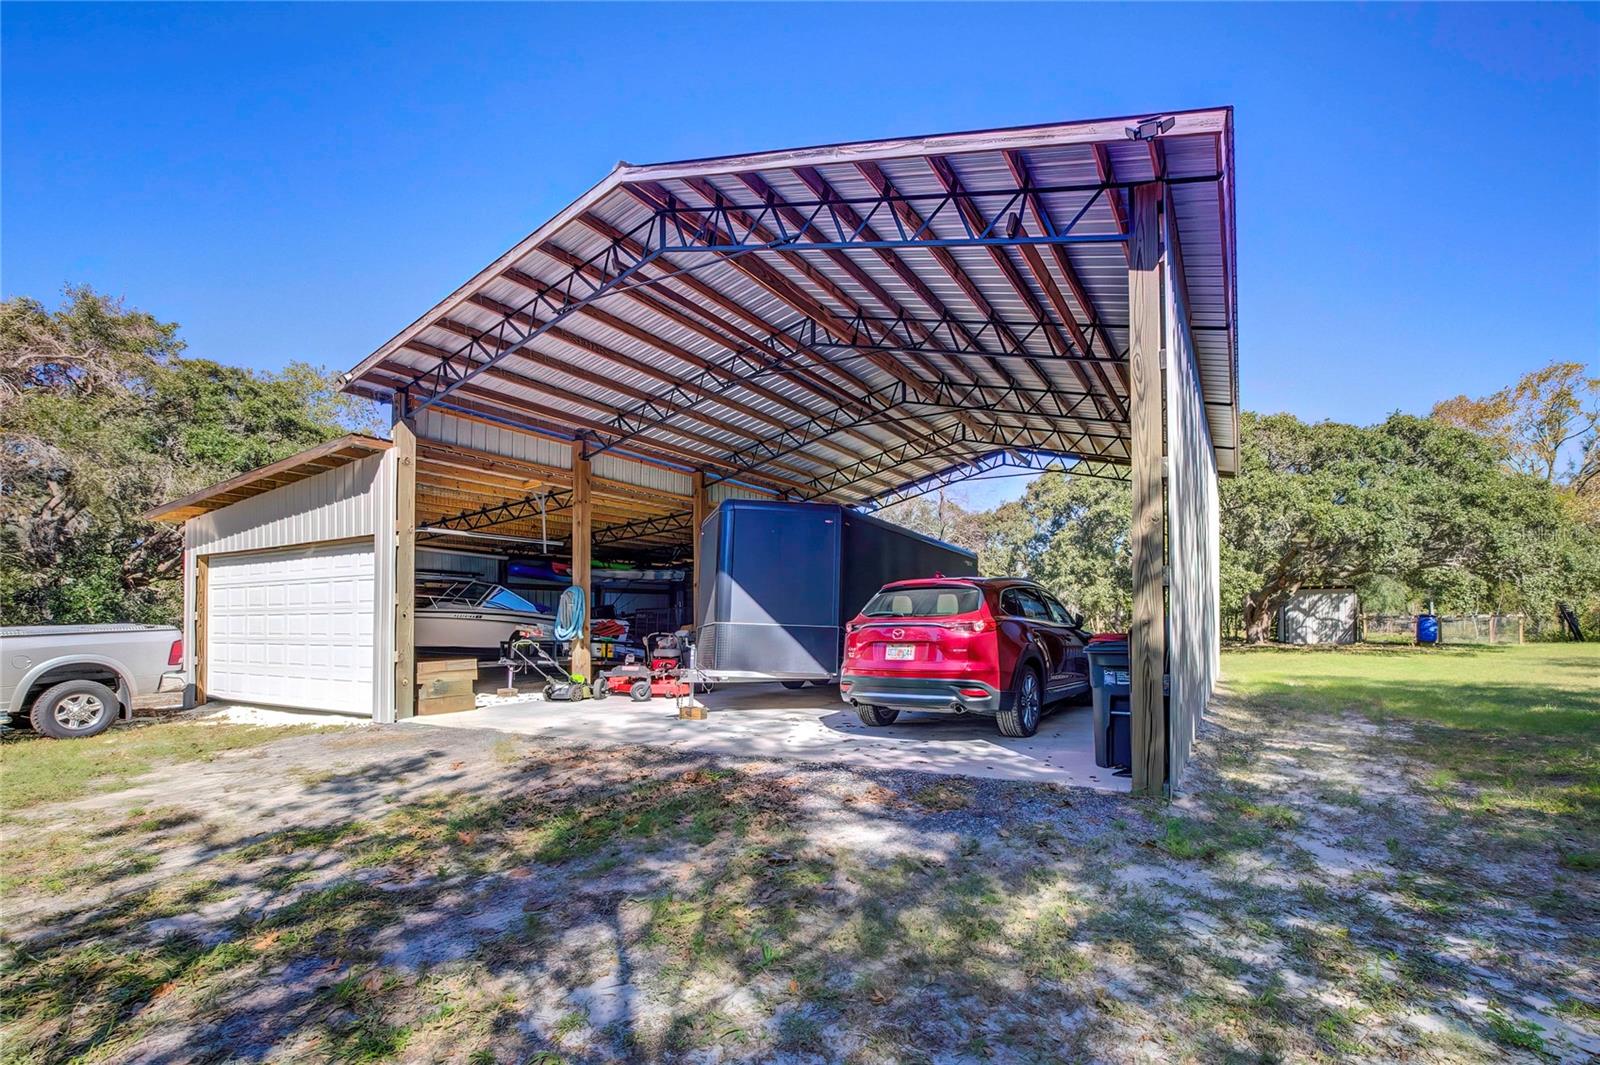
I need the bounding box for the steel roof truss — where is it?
[399,174,1133,418]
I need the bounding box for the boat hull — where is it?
[416,610,551,656]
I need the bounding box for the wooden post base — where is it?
[677,703,708,720]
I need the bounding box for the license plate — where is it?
[885,644,915,661]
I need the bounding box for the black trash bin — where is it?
[1084,637,1168,771]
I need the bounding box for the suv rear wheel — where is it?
[30,680,120,739]
[996,665,1042,738]
[856,704,900,727]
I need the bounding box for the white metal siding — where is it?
[415,408,572,468]
[708,481,776,504]
[1164,231,1221,794]
[416,406,697,501]
[417,548,500,581]
[592,453,693,495]
[206,542,376,714]
[183,451,396,719]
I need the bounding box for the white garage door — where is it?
[205,540,376,713]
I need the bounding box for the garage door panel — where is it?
[206,540,375,714]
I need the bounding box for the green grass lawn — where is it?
[1222,641,1600,867]
[0,721,322,809]
[2,654,1596,1061]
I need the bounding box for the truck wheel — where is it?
[997,666,1042,738]
[856,704,900,727]
[30,680,120,739]
[630,679,653,702]
[780,681,808,690]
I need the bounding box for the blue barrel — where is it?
[1416,614,1440,644]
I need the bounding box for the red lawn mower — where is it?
[598,631,693,702]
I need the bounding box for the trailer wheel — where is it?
[780,681,807,690]
[630,679,653,702]
[856,704,900,727]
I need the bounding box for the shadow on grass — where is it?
[6,700,1581,1064]
[0,742,1330,1065]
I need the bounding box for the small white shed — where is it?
[1278,588,1360,645]
[145,436,398,718]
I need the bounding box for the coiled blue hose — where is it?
[553,585,586,643]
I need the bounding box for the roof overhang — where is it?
[342,107,1238,509]
[143,435,392,523]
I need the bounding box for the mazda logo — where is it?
[891,628,904,639]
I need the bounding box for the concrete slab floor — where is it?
[407,682,1131,793]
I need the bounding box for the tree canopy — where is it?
[1432,361,1599,484]
[1221,411,1597,640]
[883,406,1598,641]
[1,287,381,625]
[4,287,1592,642]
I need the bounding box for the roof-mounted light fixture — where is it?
[1125,115,1176,141]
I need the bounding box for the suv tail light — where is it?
[947,619,987,635]
[168,639,183,667]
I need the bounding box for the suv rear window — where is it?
[861,586,980,618]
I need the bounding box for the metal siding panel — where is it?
[707,482,775,505]
[1163,242,1219,794]
[187,453,386,556]
[592,453,693,495]
[417,548,500,580]
[415,409,572,469]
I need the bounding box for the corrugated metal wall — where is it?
[417,548,501,581]
[707,481,777,505]
[593,453,692,495]
[415,409,572,468]
[182,451,397,719]
[417,407,706,502]
[1164,238,1221,793]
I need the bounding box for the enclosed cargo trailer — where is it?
[694,500,978,683]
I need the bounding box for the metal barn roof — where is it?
[343,108,1238,517]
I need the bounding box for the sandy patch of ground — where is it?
[1,688,1594,1063]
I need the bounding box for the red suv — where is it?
[840,578,1091,737]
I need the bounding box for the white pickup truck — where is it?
[0,624,185,739]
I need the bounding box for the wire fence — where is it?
[1219,607,1529,645]
[1361,613,1525,645]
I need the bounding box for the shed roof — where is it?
[343,108,1238,507]
[143,435,392,523]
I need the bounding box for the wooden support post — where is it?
[1128,182,1167,798]
[570,448,593,680]
[194,554,209,706]
[393,395,418,720]
[691,470,709,629]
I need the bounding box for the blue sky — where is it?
[4,3,1597,507]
